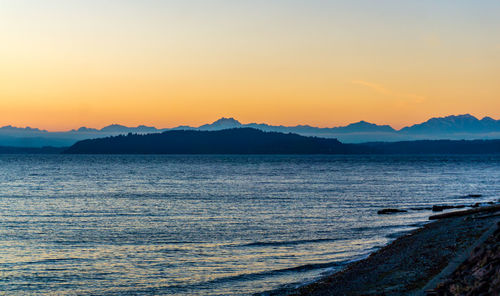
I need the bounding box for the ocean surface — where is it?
[0,155,499,295]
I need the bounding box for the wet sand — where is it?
[271,206,500,296]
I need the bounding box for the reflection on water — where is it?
[0,155,499,295]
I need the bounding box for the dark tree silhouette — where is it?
[64,128,366,154]
[63,128,500,155]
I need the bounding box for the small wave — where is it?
[385,229,415,239]
[410,221,430,228]
[351,224,402,232]
[21,257,84,265]
[240,238,337,248]
[187,260,348,288]
[461,194,484,199]
[271,261,344,273]
[409,207,433,211]
[106,260,349,295]
[254,255,373,296]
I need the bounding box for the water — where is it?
[0,155,499,295]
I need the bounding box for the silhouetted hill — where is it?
[63,128,500,155]
[64,128,366,154]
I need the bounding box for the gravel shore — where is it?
[273,206,500,296]
[430,220,500,295]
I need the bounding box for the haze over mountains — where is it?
[2,114,500,147]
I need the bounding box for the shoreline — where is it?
[264,204,500,296]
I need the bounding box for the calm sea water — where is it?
[0,155,499,295]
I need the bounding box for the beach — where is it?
[271,205,500,296]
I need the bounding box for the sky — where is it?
[1,0,499,131]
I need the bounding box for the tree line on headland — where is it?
[62,128,500,155]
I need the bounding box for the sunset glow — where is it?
[1,0,499,131]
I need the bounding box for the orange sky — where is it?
[1,1,499,131]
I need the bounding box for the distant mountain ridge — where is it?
[400,114,500,134]
[2,114,500,147]
[189,117,396,134]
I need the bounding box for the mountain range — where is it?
[2,114,500,147]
